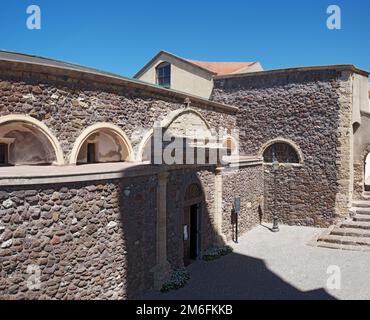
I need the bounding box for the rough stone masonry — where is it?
[0,54,368,300]
[212,67,358,227]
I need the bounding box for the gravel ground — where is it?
[142,224,370,300]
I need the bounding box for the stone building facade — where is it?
[212,66,369,226]
[0,51,369,299]
[0,53,262,299]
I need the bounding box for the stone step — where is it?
[352,200,370,208]
[340,221,370,230]
[316,241,370,252]
[353,215,370,222]
[317,234,370,246]
[361,193,370,200]
[331,227,370,238]
[363,191,370,196]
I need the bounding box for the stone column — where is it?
[215,167,227,244]
[151,171,171,290]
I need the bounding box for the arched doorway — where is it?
[183,183,204,266]
[365,153,370,191]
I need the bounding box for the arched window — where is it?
[0,116,63,166]
[76,130,130,164]
[263,142,299,164]
[70,123,133,165]
[156,62,171,88]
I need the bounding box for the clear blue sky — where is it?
[1,0,369,77]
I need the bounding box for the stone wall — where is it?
[0,59,249,300]
[212,69,354,226]
[0,66,236,163]
[222,164,263,240]
[1,164,258,299]
[0,176,158,300]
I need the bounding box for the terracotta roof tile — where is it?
[185,59,255,75]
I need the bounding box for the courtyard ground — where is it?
[142,225,370,300]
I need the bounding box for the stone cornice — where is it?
[214,64,370,80]
[0,162,217,186]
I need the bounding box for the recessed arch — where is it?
[365,153,370,188]
[136,129,153,162]
[160,108,213,142]
[69,123,133,165]
[0,114,64,165]
[360,145,370,192]
[160,108,212,130]
[184,182,204,203]
[259,138,303,164]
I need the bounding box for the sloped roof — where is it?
[0,50,127,78]
[185,59,257,75]
[134,50,261,78]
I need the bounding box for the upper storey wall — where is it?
[0,60,237,164]
[211,67,362,225]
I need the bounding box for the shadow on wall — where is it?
[0,164,333,300]
[117,172,158,300]
[166,170,220,269]
[117,166,226,299]
[141,251,336,300]
[118,165,333,300]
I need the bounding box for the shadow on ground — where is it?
[141,251,335,300]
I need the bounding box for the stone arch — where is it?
[136,129,153,162]
[184,182,204,203]
[360,145,370,191]
[161,108,211,129]
[0,114,64,165]
[259,137,304,164]
[70,123,133,165]
[160,108,213,140]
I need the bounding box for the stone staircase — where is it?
[316,192,370,251]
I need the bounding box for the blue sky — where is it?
[0,0,369,77]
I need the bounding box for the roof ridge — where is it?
[186,58,253,64]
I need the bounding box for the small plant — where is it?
[202,245,233,261]
[160,267,190,292]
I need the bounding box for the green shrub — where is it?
[160,267,190,292]
[202,245,233,261]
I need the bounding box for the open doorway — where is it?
[183,203,201,266]
[87,143,97,164]
[0,143,9,166]
[183,183,204,266]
